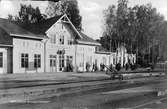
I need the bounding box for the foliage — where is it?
[8,4,46,24]
[100,0,165,65]
[46,0,82,31]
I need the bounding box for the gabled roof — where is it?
[0,18,45,39]
[25,14,100,46]
[60,21,100,45]
[22,15,62,35]
[0,14,100,46]
[0,28,12,46]
[77,32,101,46]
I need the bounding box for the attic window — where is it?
[59,35,64,45]
[61,16,69,23]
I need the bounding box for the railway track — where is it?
[0,72,165,89]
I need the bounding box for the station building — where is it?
[0,14,136,74]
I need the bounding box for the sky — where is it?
[0,0,167,39]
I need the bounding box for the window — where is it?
[59,35,64,45]
[50,55,56,67]
[21,53,28,68]
[34,54,41,68]
[0,52,3,67]
[50,34,56,44]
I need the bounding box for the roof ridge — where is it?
[33,15,63,25]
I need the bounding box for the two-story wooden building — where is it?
[0,14,136,74]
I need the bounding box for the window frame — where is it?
[0,52,3,68]
[34,54,41,68]
[50,34,56,44]
[50,55,56,67]
[59,35,64,45]
[21,53,29,68]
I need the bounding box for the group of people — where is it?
[86,61,136,72]
[125,62,136,71]
[86,62,98,72]
[64,60,136,72]
[86,62,114,72]
[64,62,73,72]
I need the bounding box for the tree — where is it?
[8,4,46,25]
[102,5,118,51]
[117,0,129,44]
[133,4,165,65]
[101,0,129,52]
[100,0,165,66]
[46,0,82,31]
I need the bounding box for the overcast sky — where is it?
[0,0,167,39]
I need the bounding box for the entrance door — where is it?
[50,55,57,72]
[66,56,73,72]
[59,54,65,71]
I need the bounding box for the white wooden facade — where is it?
[45,17,76,72]
[0,15,136,74]
[76,44,96,72]
[13,38,45,73]
[0,48,7,74]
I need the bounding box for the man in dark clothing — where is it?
[116,63,121,71]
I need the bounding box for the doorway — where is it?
[50,55,57,72]
[59,54,65,71]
